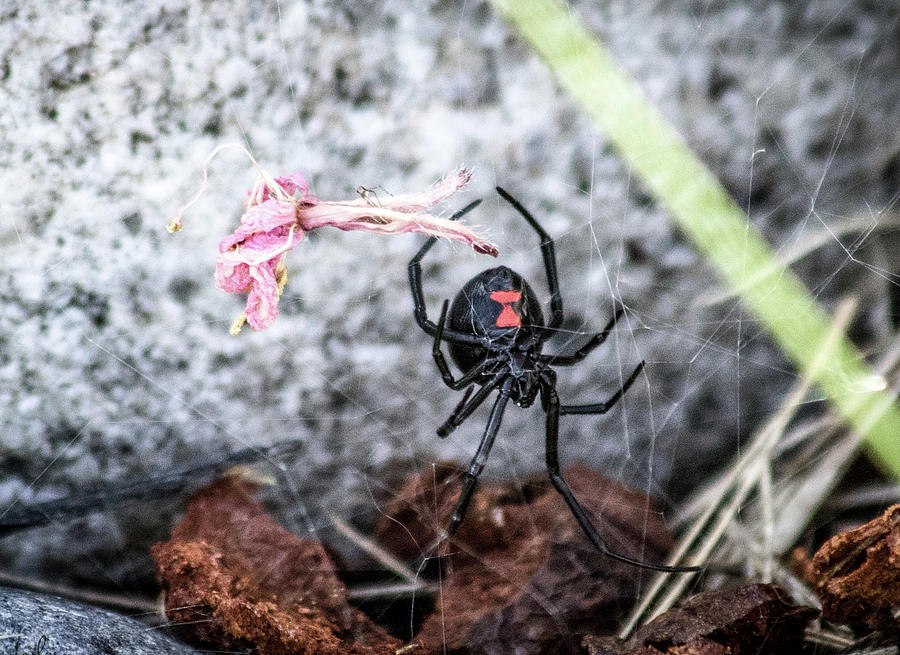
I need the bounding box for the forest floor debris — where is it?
[794,503,900,635]
[376,463,680,654]
[149,470,899,654]
[582,583,817,655]
[152,475,401,655]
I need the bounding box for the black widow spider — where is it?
[408,187,698,573]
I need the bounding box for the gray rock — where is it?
[0,0,896,589]
[0,587,195,655]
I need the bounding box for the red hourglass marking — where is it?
[489,290,522,327]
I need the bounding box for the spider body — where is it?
[446,265,545,405]
[408,187,698,573]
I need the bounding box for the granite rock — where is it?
[0,587,194,655]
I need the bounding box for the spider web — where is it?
[0,0,897,650]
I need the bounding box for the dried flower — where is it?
[168,145,497,334]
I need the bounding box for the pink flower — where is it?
[169,153,496,334]
[213,173,310,331]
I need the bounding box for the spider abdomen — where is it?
[447,266,545,374]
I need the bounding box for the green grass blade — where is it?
[491,0,899,477]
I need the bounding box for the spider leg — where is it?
[415,378,510,575]
[559,361,645,416]
[431,302,505,437]
[541,371,699,572]
[445,377,513,540]
[440,386,474,431]
[408,199,487,347]
[433,299,503,390]
[437,374,504,438]
[541,307,624,366]
[496,187,563,331]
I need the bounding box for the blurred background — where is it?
[1,0,897,593]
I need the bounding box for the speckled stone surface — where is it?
[0,0,896,589]
[0,587,194,654]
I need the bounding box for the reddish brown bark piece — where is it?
[152,475,400,655]
[810,504,900,632]
[376,463,680,655]
[582,584,817,655]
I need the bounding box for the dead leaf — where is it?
[152,475,400,655]
[377,463,680,655]
[810,503,900,632]
[583,584,817,655]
